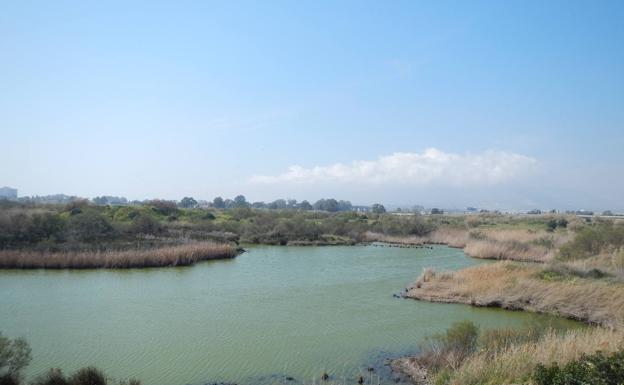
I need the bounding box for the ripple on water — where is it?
[0,245,580,385]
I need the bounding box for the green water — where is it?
[0,245,577,385]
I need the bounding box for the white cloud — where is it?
[250,148,537,187]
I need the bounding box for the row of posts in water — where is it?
[370,243,434,249]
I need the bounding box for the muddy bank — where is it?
[390,358,431,385]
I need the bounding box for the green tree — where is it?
[313,198,339,212]
[212,197,225,209]
[298,200,313,210]
[268,199,287,209]
[233,195,249,208]
[371,203,386,214]
[179,197,198,209]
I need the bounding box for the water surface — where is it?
[0,245,577,385]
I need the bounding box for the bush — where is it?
[420,321,480,370]
[0,212,66,247]
[442,320,479,358]
[128,214,162,235]
[533,350,624,385]
[145,200,178,216]
[538,264,610,281]
[67,211,115,242]
[63,200,91,215]
[32,367,141,385]
[559,222,624,260]
[68,367,107,385]
[0,333,31,385]
[32,369,68,385]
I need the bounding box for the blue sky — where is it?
[1,1,623,210]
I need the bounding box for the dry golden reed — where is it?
[446,327,624,385]
[408,262,624,328]
[0,241,237,269]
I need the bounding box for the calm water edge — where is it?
[0,245,577,385]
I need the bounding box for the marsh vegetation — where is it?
[0,199,583,269]
[0,333,139,385]
[3,198,623,384]
[399,214,624,384]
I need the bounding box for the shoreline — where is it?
[401,260,623,328]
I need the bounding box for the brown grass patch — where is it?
[407,262,624,328]
[364,229,469,248]
[0,241,238,269]
[446,327,624,385]
[366,228,571,262]
[462,229,571,263]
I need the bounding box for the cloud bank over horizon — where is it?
[250,149,537,187]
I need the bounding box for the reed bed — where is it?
[408,262,624,328]
[463,239,552,262]
[566,249,624,278]
[363,229,469,248]
[0,241,238,269]
[424,228,470,248]
[366,228,569,262]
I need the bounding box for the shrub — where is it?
[145,200,179,216]
[442,321,479,358]
[538,264,610,281]
[32,367,141,385]
[0,333,31,385]
[533,350,624,385]
[559,222,624,260]
[68,367,107,385]
[63,200,91,215]
[67,211,115,242]
[32,369,68,385]
[420,321,480,370]
[128,214,162,235]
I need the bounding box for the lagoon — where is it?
[0,245,576,385]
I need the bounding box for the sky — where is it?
[1,0,623,211]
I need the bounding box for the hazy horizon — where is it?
[2,1,623,211]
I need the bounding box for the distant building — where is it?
[0,186,17,200]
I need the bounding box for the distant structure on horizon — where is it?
[0,186,18,200]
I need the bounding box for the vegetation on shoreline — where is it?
[396,216,624,384]
[0,241,236,269]
[2,200,578,250]
[0,199,435,249]
[0,197,607,271]
[394,321,624,385]
[0,333,139,385]
[3,199,623,383]
[406,220,624,327]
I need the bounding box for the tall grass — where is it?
[367,228,571,262]
[445,327,624,385]
[462,229,572,263]
[0,241,237,269]
[364,228,469,248]
[408,262,624,328]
